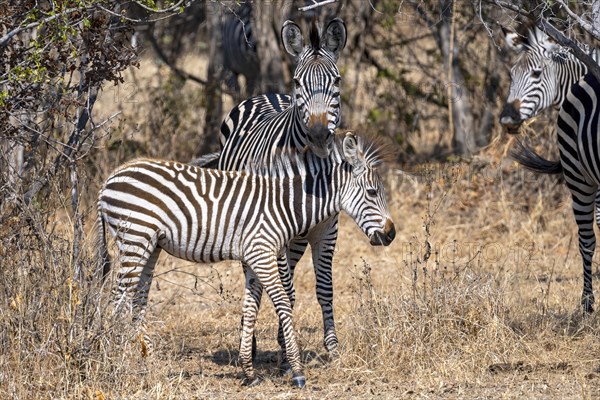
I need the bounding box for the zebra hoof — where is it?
[328,348,340,360]
[243,376,262,387]
[291,373,306,388]
[582,296,595,313]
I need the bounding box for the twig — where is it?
[536,18,600,83]
[298,0,336,12]
[555,0,600,41]
[132,0,186,14]
[492,0,526,14]
[447,0,456,153]
[0,7,91,48]
[147,31,208,86]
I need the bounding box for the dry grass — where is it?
[4,144,600,399]
[3,56,600,399]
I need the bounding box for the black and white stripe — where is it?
[500,24,600,312]
[499,24,593,128]
[208,18,348,357]
[98,132,395,387]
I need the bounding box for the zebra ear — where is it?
[282,20,304,58]
[541,35,561,55]
[502,26,524,53]
[343,132,365,175]
[322,18,347,60]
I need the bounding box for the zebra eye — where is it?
[366,188,377,197]
[333,76,341,86]
[531,69,542,78]
[293,78,302,87]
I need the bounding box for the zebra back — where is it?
[99,133,393,268]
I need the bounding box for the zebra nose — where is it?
[499,100,522,130]
[369,219,396,246]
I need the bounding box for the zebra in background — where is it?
[98,132,396,388]
[204,17,348,363]
[499,22,593,130]
[221,2,260,98]
[499,23,600,312]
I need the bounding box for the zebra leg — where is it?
[111,234,161,355]
[276,250,298,375]
[112,234,159,317]
[307,215,340,354]
[252,257,305,388]
[561,175,598,313]
[239,265,263,387]
[567,182,597,312]
[595,190,600,235]
[131,247,162,354]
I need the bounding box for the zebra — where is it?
[98,132,395,387]
[499,23,600,312]
[499,23,599,206]
[219,17,346,162]
[499,23,591,130]
[221,2,260,98]
[198,17,348,363]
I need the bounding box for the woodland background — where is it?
[2,1,600,398]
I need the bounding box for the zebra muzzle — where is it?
[369,219,396,246]
[499,100,522,133]
[306,115,333,158]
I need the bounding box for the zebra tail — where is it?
[510,139,563,174]
[189,152,221,168]
[96,213,111,281]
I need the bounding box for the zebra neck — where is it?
[556,51,596,107]
[292,166,343,232]
[289,105,311,149]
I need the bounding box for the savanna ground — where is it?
[3,55,600,399]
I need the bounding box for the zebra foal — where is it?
[98,132,395,387]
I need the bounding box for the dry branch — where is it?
[298,0,337,12]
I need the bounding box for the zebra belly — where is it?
[157,223,244,263]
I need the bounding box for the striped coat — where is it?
[98,132,395,387]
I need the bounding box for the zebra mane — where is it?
[518,23,575,59]
[243,149,309,179]
[241,132,395,178]
[309,17,320,50]
[334,131,396,169]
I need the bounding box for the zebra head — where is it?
[500,24,579,132]
[282,18,347,158]
[340,132,395,246]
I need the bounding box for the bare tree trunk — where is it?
[254,3,285,94]
[594,0,600,29]
[438,0,476,155]
[477,42,501,145]
[201,2,224,154]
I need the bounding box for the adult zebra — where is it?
[499,23,600,312]
[198,17,348,361]
[98,132,396,387]
[499,23,593,130]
